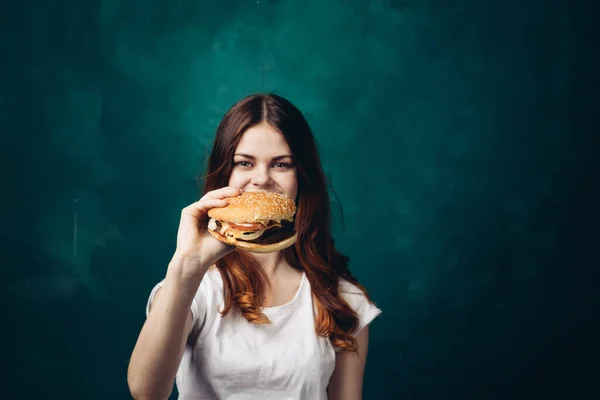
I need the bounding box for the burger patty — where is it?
[248,221,296,245]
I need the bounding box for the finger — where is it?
[202,186,243,200]
[182,198,229,219]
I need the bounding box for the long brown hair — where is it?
[202,93,372,352]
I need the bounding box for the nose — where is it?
[251,165,273,187]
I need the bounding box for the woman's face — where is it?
[228,121,298,201]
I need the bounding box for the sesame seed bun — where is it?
[208,191,296,223]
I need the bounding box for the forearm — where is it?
[127,257,208,400]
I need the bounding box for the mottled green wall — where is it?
[3,0,599,399]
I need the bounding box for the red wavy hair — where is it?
[202,93,373,352]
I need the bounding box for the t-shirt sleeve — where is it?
[145,278,208,330]
[338,278,382,337]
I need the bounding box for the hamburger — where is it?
[207,191,297,253]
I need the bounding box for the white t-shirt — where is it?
[146,267,382,400]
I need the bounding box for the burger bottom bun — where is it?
[207,229,298,253]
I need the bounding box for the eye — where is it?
[273,162,294,169]
[234,161,252,167]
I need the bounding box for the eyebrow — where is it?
[233,153,294,161]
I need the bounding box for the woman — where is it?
[128,94,381,400]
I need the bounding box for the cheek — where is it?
[227,171,245,188]
[281,173,298,198]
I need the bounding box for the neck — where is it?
[250,251,287,279]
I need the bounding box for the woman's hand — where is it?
[170,186,243,277]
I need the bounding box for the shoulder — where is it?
[337,277,382,337]
[337,277,370,308]
[338,278,365,295]
[146,267,224,324]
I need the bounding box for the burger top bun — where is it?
[207,191,296,223]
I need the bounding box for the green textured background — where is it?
[3,0,599,399]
